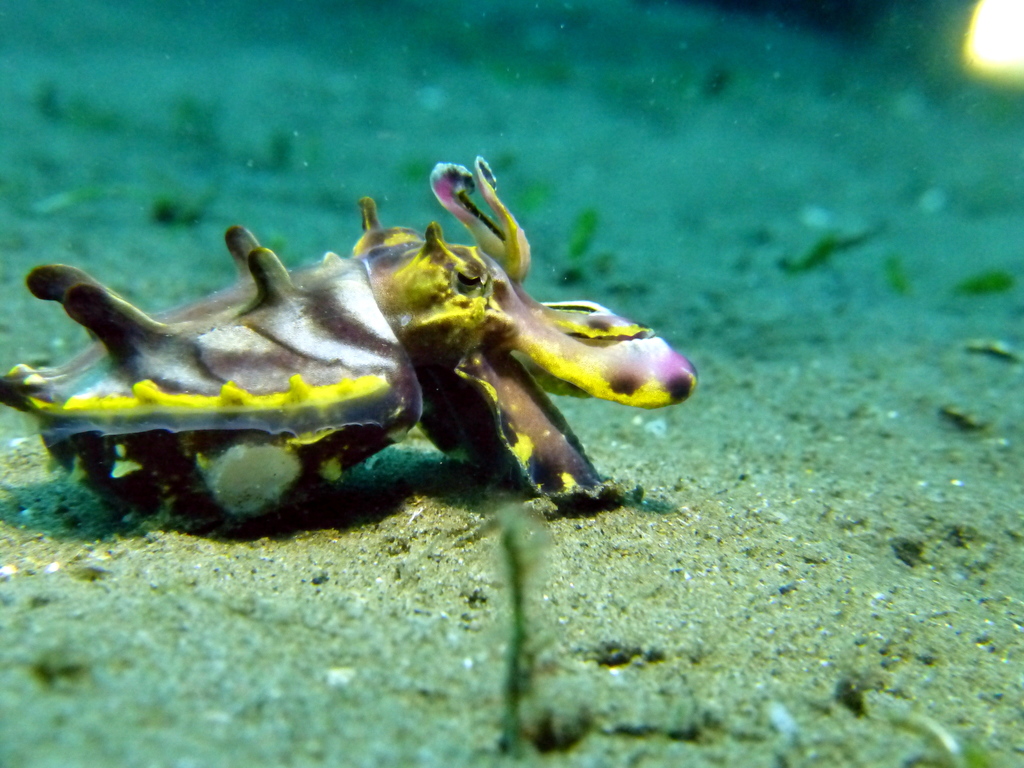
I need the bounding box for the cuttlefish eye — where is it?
[453,268,489,298]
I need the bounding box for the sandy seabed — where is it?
[0,1,1022,766]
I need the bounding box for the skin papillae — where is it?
[0,158,697,520]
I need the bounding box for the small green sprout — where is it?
[568,208,600,263]
[151,191,212,227]
[496,505,547,757]
[780,228,876,274]
[561,208,609,285]
[517,182,552,215]
[954,270,1015,295]
[884,255,912,295]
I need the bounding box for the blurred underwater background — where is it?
[0,1,1022,765]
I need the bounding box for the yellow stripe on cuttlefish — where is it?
[27,374,389,415]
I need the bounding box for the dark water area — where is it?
[664,0,895,36]
[0,2,1021,766]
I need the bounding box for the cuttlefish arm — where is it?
[508,285,697,409]
[414,276,695,495]
[429,158,530,282]
[417,350,601,495]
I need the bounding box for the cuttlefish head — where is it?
[357,158,696,495]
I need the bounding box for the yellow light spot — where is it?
[507,430,535,468]
[111,458,142,478]
[219,380,252,406]
[132,380,164,404]
[319,457,343,482]
[285,374,313,403]
[965,0,1024,81]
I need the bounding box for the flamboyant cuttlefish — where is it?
[0,158,696,520]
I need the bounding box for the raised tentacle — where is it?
[471,157,531,282]
[358,196,381,231]
[429,163,506,259]
[27,265,104,302]
[429,159,532,282]
[224,226,260,277]
[353,196,420,256]
[61,283,170,362]
[246,247,294,307]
